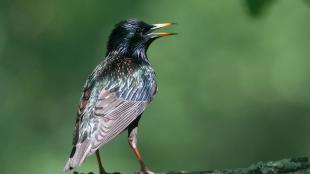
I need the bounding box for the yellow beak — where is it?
[149,22,176,38]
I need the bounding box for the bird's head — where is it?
[107,19,176,58]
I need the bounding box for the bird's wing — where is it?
[71,64,99,146]
[65,61,156,171]
[77,89,148,156]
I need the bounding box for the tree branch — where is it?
[74,156,310,174]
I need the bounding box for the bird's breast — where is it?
[101,59,157,102]
[118,65,156,101]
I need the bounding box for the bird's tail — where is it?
[64,140,91,172]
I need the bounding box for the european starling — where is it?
[64,19,175,174]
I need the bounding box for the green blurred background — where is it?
[1,0,310,173]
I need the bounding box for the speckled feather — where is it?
[64,51,157,171]
[76,52,157,143]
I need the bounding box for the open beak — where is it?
[148,22,177,38]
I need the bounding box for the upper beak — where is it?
[148,22,177,38]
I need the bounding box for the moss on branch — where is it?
[74,156,310,174]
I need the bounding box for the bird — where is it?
[64,19,176,174]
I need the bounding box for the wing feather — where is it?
[65,89,148,170]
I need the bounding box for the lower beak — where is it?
[148,22,177,38]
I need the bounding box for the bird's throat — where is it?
[108,46,149,62]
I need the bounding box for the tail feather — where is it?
[64,140,91,172]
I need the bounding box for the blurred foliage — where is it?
[245,0,276,17]
[1,0,310,174]
[244,0,310,17]
[304,0,310,6]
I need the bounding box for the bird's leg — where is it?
[95,150,107,174]
[128,118,154,174]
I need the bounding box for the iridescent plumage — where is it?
[64,19,175,174]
